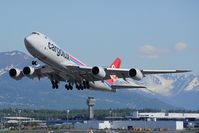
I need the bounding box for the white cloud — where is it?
[139,45,167,59]
[138,42,187,59]
[175,42,187,52]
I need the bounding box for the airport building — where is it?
[2,117,45,130]
[73,111,199,131]
[110,120,183,130]
[74,120,111,130]
[132,111,199,119]
[74,120,183,131]
[126,111,199,121]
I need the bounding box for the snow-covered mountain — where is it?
[0,51,31,66]
[128,73,199,110]
[135,74,199,96]
[0,50,198,110]
[0,51,31,75]
[185,77,199,91]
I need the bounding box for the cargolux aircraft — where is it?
[9,32,190,92]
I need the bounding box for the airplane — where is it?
[9,32,191,92]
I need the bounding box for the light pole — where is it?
[67,109,70,123]
[109,109,112,118]
[18,110,21,133]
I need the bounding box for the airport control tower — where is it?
[87,97,96,120]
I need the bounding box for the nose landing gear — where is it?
[32,61,37,66]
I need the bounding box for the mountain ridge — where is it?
[0,50,198,110]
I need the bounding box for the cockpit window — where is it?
[32,32,40,35]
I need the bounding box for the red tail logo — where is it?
[106,58,121,85]
[110,58,121,69]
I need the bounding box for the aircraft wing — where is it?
[141,70,191,74]
[23,65,66,82]
[106,68,191,77]
[68,65,191,81]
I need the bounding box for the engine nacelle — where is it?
[23,66,35,76]
[92,66,106,79]
[9,68,23,80]
[129,68,144,80]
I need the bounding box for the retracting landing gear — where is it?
[51,80,59,89]
[64,81,90,91]
[76,84,83,90]
[85,81,90,89]
[76,81,90,90]
[65,83,73,90]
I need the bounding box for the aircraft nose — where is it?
[24,35,34,47]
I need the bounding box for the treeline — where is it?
[0,108,199,120]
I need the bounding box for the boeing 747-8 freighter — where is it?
[9,32,190,92]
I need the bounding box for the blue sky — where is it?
[0,0,198,73]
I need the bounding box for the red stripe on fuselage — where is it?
[69,56,86,66]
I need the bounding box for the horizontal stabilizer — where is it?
[111,84,146,89]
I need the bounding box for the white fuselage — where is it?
[24,32,114,92]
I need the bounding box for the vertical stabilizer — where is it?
[106,58,121,85]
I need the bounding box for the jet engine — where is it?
[23,66,35,76]
[9,68,23,80]
[129,68,144,80]
[92,66,106,79]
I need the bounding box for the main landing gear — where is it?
[51,80,90,90]
[65,83,73,90]
[65,81,90,91]
[76,81,90,90]
[51,80,59,89]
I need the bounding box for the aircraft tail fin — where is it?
[106,58,121,85]
[109,57,121,69]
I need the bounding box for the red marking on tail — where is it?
[106,58,121,85]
